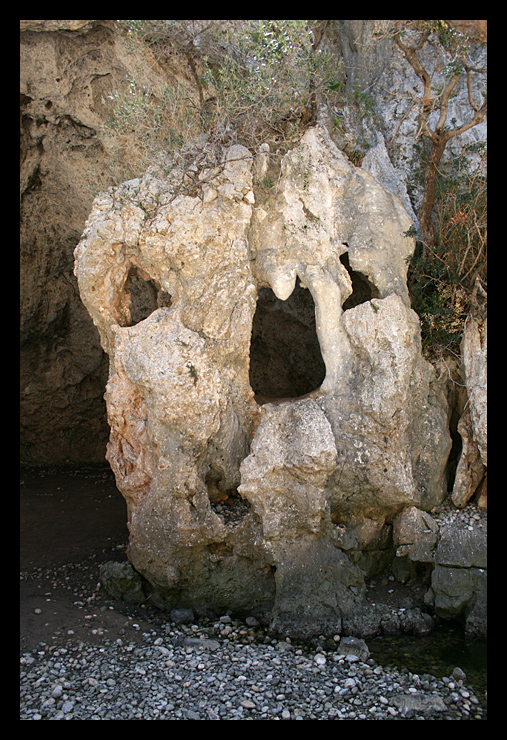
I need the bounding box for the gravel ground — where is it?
[20,466,487,720]
[20,611,486,721]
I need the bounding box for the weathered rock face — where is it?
[74,124,452,636]
[452,282,487,508]
[392,505,487,638]
[238,398,366,637]
[20,19,174,462]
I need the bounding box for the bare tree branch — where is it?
[392,21,487,251]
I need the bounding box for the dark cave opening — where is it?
[249,277,326,401]
[445,402,464,493]
[122,266,172,326]
[340,251,381,310]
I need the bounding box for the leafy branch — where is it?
[405,142,487,357]
[104,20,345,185]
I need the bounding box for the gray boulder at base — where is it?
[390,693,446,717]
[336,635,370,662]
[75,124,452,638]
[99,561,146,605]
[426,520,487,638]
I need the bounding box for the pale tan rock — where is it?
[250,125,415,393]
[325,294,451,516]
[249,127,450,516]
[238,398,337,548]
[75,143,265,609]
[462,305,487,467]
[74,124,452,631]
[452,404,486,508]
[452,278,487,506]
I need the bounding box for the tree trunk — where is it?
[417,137,447,255]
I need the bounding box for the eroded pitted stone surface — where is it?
[74,125,452,635]
[452,286,487,508]
[239,399,337,543]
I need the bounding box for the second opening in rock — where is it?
[340,251,380,310]
[249,278,326,401]
[122,266,172,326]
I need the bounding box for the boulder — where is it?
[336,635,370,662]
[435,523,487,569]
[238,399,338,544]
[399,607,434,636]
[238,399,366,638]
[426,566,480,618]
[424,520,487,638]
[462,570,487,639]
[393,506,439,562]
[268,540,365,640]
[390,692,446,717]
[75,124,452,637]
[99,561,146,605]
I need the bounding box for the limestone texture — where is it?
[75,124,452,637]
[393,506,439,563]
[452,281,487,508]
[20,19,172,462]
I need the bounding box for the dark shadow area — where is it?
[123,266,172,326]
[446,421,464,493]
[20,464,128,572]
[249,278,326,400]
[20,464,134,651]
[340,251,381,310]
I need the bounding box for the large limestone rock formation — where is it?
[74,124,452,637]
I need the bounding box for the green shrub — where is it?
[101,21,344,183]
[201,20,342,148]
[407,143,487,357]
[100,70,203,183]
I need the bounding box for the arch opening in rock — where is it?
[249,277,326,402]
[340,251,380,310]
[120,266,172,326]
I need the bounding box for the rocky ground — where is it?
[20,465,487,720]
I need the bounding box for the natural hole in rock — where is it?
[445,407,464,493]
[205,470,252,523]
[340,251,381,310]
[249,277,326,402]
[121,266,172,326]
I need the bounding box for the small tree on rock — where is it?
[392,20,487,254]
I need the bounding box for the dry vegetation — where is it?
[100,19,486,357]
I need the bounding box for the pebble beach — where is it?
[20,610,486,721]
[20,467,487,721]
